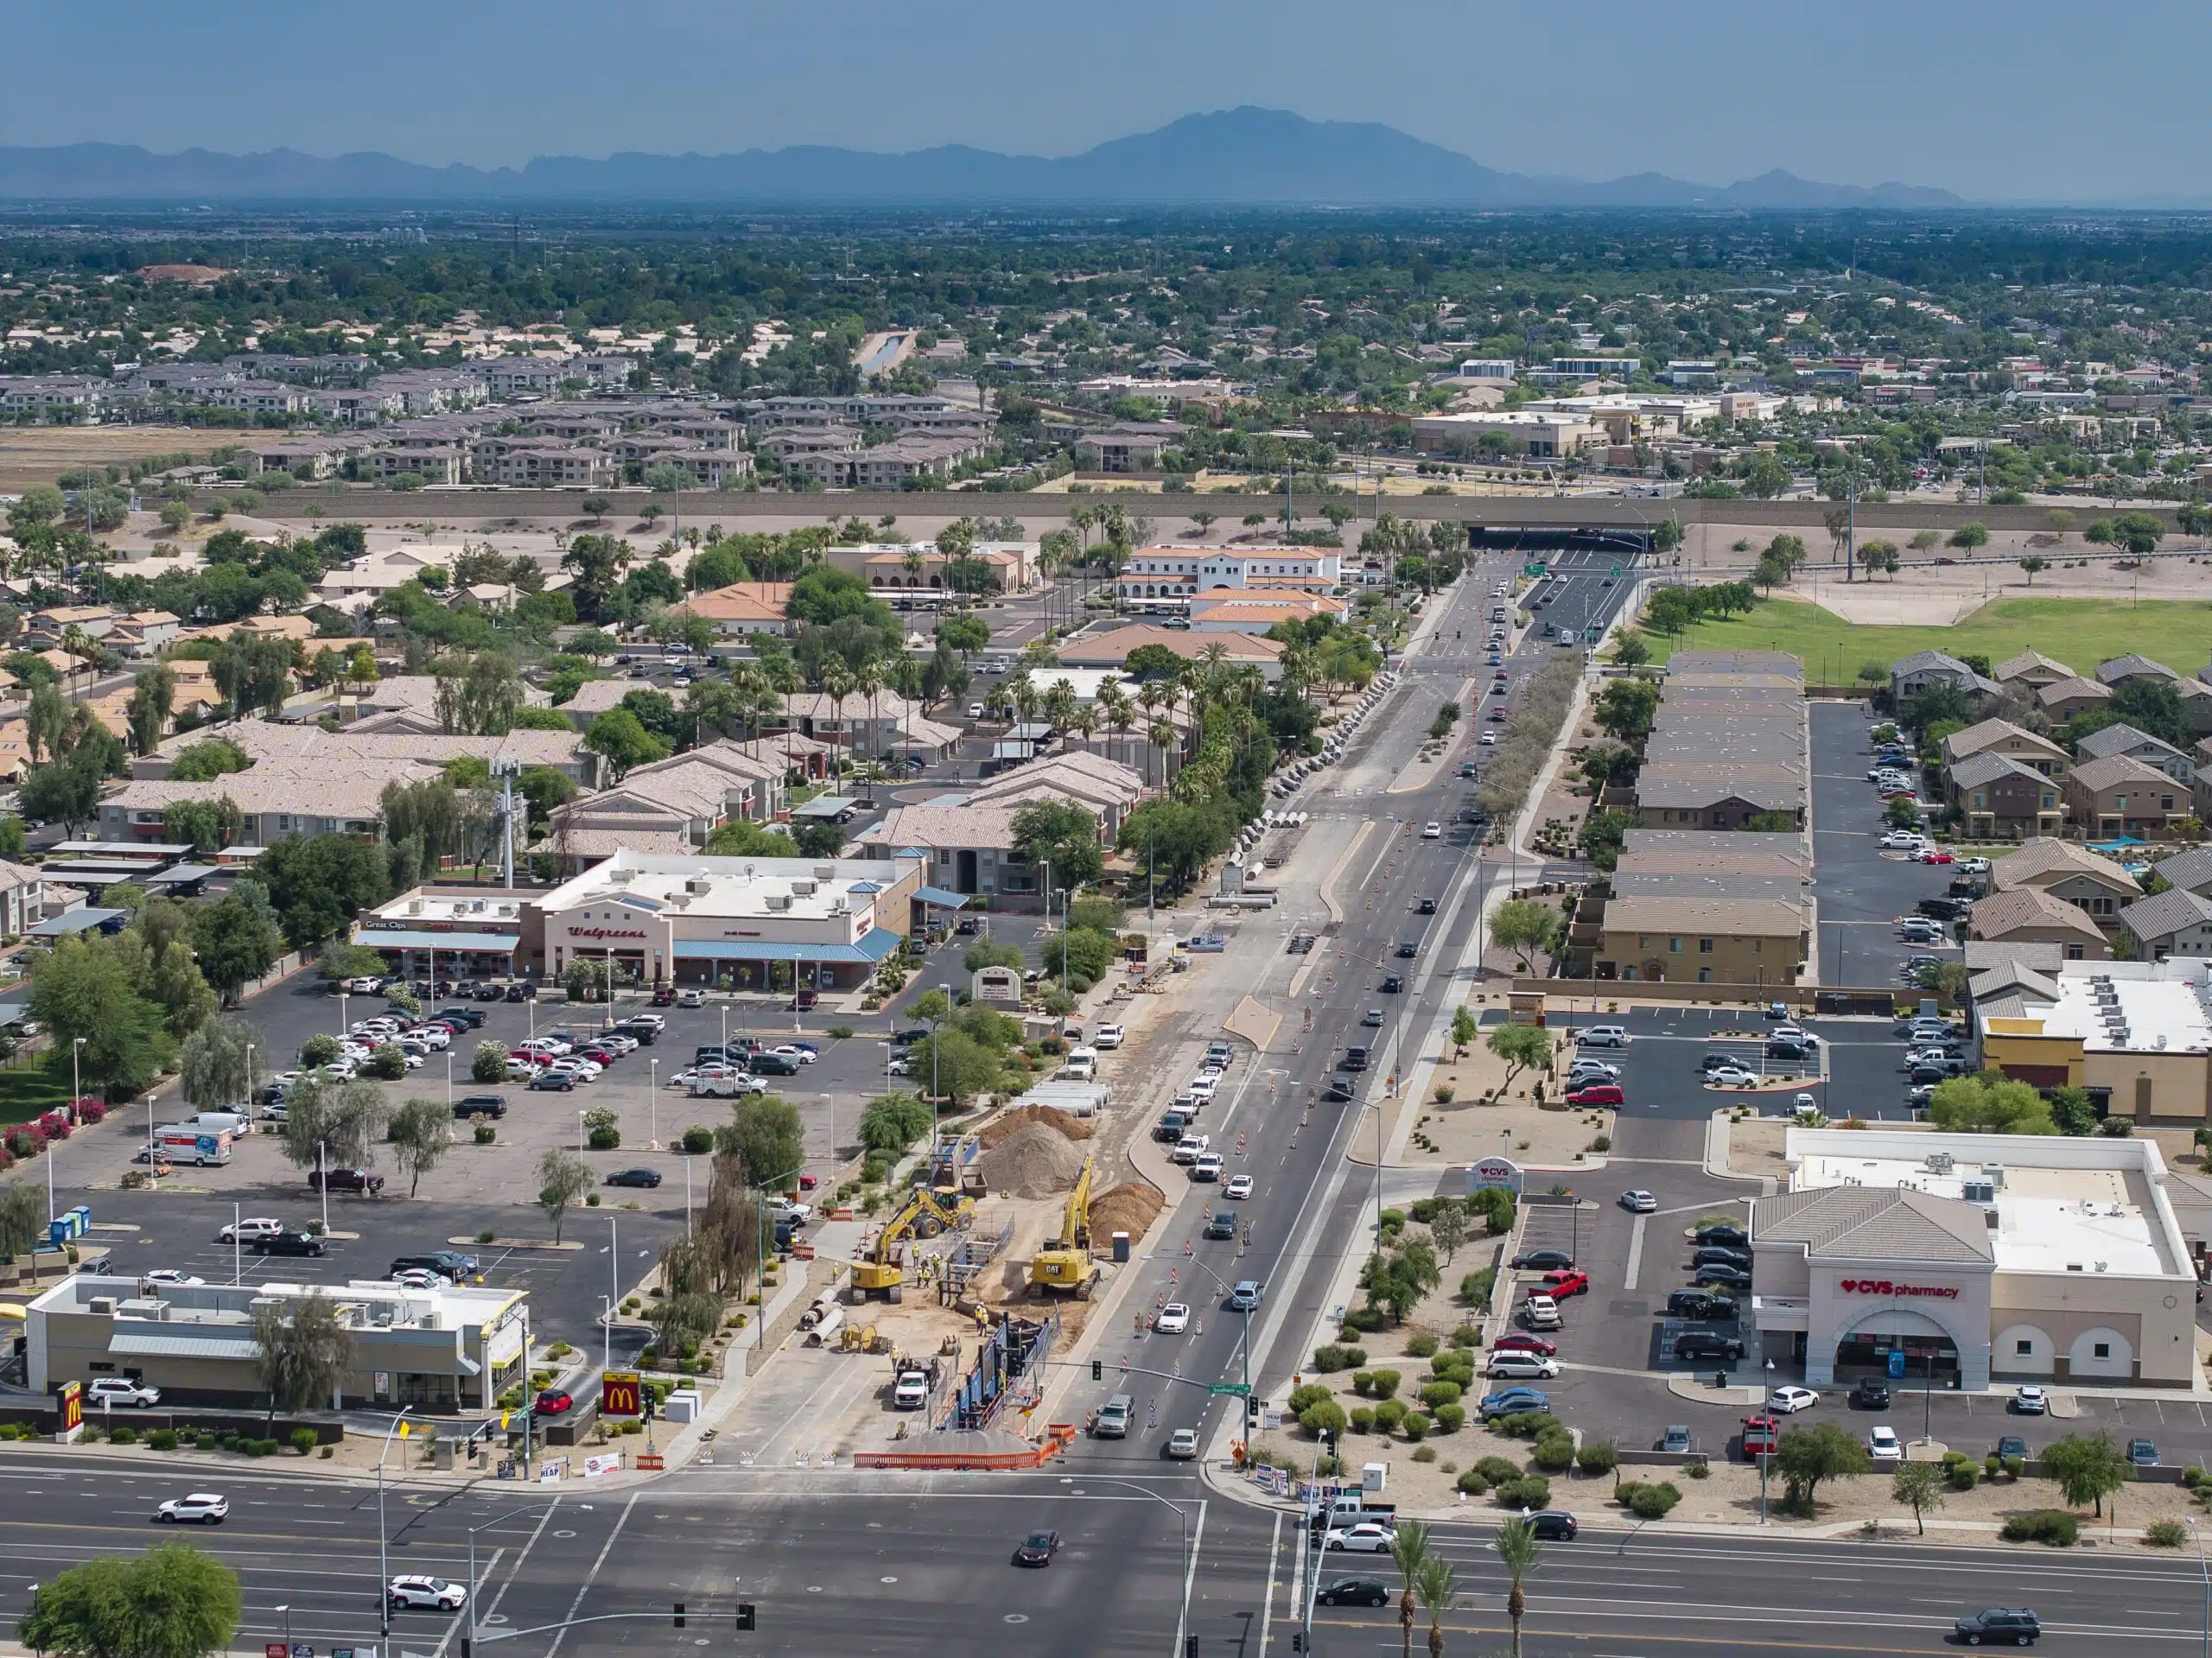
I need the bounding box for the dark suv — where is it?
[453,1095,508,1120]
[1849,1379,1891,1410]
[251,1230,327,1257]
[1205,1210,1237,1240]
[1673,1330,1745,1362]
[390,1251,478,1280]
[1667,1290,1735,1320]
[1955,1608,2038,1645]
[308,1167,384,1195]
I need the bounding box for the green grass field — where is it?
[1643,595,2212,684]
[0,1061,75,1126]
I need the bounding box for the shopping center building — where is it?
[1751,1128,2201,1391]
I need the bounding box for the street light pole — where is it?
[374,1407,413,1658]
[467,1502,547,1657]
[1057,1475,1197,1654]
[649,1058,659,1151]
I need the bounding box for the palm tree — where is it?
[1412,1554,1459,1658]
[1099,683,1134,771]
[1072,703,1099,756]
[1492,1515,1545,1658]
[818,661,855,791]
[1147,719,1176,788]
[1387,1520,1435,1658]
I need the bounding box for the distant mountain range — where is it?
[0,108,1967,209]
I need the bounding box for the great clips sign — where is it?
[1838,1278,1960,1300]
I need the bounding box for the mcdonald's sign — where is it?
[57,1379,81,1433]
[601,1370,641,1418]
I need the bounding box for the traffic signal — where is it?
[673,1604,685,1629]
[1091,1359,1103,1381]
[1185,1638,1198,1658]
[461,1640,472,1658]
[735,1602,756,1632]
[1291,1634,1305,1653]
[644,1388,657,1422]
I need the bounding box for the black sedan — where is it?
[1512,1248,1574,1272]
[1012,1529,1060,1568]
[1523,1510,1579,1540]
[605,1168,663,1189]
[1395,941,1419,959]
[1694,1264,1752,1290]
[1695,1223,1749,1248]
[1315,1577,1389,1607]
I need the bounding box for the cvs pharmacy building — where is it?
[1751,1128,2199,1391]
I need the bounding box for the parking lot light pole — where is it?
[649,1058,659,1150]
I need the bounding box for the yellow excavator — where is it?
[850,1185,976,1305]
[1030,1154,1102,1299]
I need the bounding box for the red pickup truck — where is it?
[1540,1268,1592,1299]
[1740,1414,1780,1458]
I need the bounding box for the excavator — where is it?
[850,1185,976,1305]
[1029,1153,1102,1299]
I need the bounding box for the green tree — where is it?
[2018,556,2050,588]
[176,1016,253,1111]
[1948,521,1990,550]
[1891,1459,1944,1535]
[168,739,251,781]
[1492,1514,1545,1658]
[126,665,176,757]
[473,1040,509,1083]
[535,1147,592,1242]
[253,1290,354,1426]
[1387,1518,1434,1658]
[2050,1085,2098,1136]
[163,796,245,855]
[387,1096,454,1196]
[1448,1007,1478,1059]
[1486,1024,1550,1093]
[1594,678,1660,745]
[716,1093,804,1186]
[1775,1423,1870,1514]
[20,751,106,837]
[1928,1072,2056,1134]
[1490,900,1560,974]
[0,1181,46,1257]
[29,935,168,1097]
[22,1544,242,1658]
[582,707,671,779]
[2043,1430,2131,1516]
[905,1028,1000,1105]
[188,893,283,1005]
[1411,1553,1459,1658]
[255,833,389,948]
[1012,799,1104,891]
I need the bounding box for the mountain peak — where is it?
[0,110,1965,207]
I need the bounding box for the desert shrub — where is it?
[1619,1480,1681,1519]
[1374,1399,1407,1430]
[1685,1459,1710,1479]
[108,1426,137,1445]
[1494,1476,1551,1509]
[148,1429,179,1451]
[1496,1410,1559,1440]
[1366,1369,1402,1400]
[290,1427,320,1454]
[1411,1445,1437,1464]
[1459,1267,1496,1305]
[1532,1432,1577,1472]
[1420,1381,1462,1409]
[1300,1400,1348,1439]
[1343,1306,1389,1333]
[1312,1344,1365,1373]
[681,1126,714,1154]
[1349,1407,1376,1434]
[1400,1412,1430,1441]
[1476,1456,1521,1485]
[1404,1333,1440,1358]
[1576,1439,1618,1477]
[1455,1469,1490,1495]
[2147,1520,2190,1547]
[2000,1511,2079,1546]
[1351,1370,1375,1396]
[1287,1383,1332,1415]
[1433,1403,1465,1433]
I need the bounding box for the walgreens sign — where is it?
[1837,1279,1960,1300]
[568,926,646,941]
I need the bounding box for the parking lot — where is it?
[1808,699,1963,989]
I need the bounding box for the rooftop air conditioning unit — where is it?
[86,1295,116,1315]
[791,880,817,896]
[1985,1162,2005,1187]
[408,899,423,914]
[1925,1152,1955,1173]
[1962,1178,1995,1204]
[814,865,836,880]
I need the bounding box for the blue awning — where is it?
[352,930,521,953]
[913,886,970,909]
[673,928,903,965]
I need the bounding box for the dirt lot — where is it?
[0,427,213,492]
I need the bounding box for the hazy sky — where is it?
[11,0,2211,201]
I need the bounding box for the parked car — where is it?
[1565,1083,1624,1108]
[1667,1290,1735,1320]
[1540,1268,1591,1299]
[1706,1065,1760,1087]
[1478,1388,1552,1420]
[251,1230,327,1258]
[1486,1352,1561,1380]
[1768,1386,1820,1413]
[2012,1386,2048,1415]
[1511,1248,1573,1271]
[1694,1264,1752,1290]
[605,1168,663,1189]
[87,1377,161,1408]
[1619,1189,1657,1212]
[308,1167,385,1195]
[218,1217,285,1243]
[1695,1223,1749,1248]
[1673,1330,1745,1362]
[1867,1426,1903,1467]
[1576,1025,1628,1048]
[2129,1438,2159,1467]
[1849,1379,1891,1410]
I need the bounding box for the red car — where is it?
[1565,1083,1624,1109]
[1491,1333,1558,1356]
[1740,1413,1780,1458]
[533,1389,574,1416]
[1541,1269,1592,1299]
[1918,849,1955,865]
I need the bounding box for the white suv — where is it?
[87,1377,161,1407]
[1576,1026,1629,1048]
[386,1577,467,1612]
[218,1217,285,1243]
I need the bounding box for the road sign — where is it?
[1210,1382,1252,1397]
[601,1369,642,1417]
[1610,564,1622,577]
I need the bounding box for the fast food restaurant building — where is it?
[1750,1128,2200,1391]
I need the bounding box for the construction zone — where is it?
[731,1088,1169,1471]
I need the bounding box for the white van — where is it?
[168,1110,251,1138]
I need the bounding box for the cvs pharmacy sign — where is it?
[1838,1279,1959,1300]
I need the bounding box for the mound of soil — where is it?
[1089,1182,1164,1240]
[977,1122,1085,1198]
[978,1102,1093,1149]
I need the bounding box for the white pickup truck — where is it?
[1171,1134,1211,1165]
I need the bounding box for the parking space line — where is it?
[1624,1216,1646,1291]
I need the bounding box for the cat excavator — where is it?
[850,1185,975,1305]
[1029,1153,1101,1299]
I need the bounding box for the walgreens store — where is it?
[1750,1128,2199,1392]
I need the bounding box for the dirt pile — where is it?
[977,1122,1085,1198]
[979,1103,1093,1148]
[1088,1183,1164,1240]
